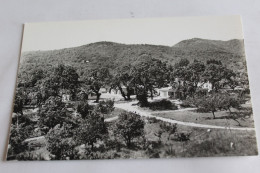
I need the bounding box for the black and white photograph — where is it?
[6,16,258,161]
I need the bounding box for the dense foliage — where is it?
[113,112,145,147]
[148,99,178,111]
[46,123,76,160]
[74,111,108,148]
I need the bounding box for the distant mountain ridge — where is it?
[20,38,247,76]
[174,38,244,55]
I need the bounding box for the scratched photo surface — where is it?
[6,16,258,161]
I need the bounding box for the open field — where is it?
[143,120,258,158]
[151,110,255,128]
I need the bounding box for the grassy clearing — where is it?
[151,110,255,128]
[143,120,258,158]
[102,118,258,159]
[178,125,258,157]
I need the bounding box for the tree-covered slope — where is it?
[20,38,247,77]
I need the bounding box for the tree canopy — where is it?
[131,58,170,106]
[113,112,145,147]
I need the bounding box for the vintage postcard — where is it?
[7,16,258,161]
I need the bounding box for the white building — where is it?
[197,81,212,92]
[157,87,172,98]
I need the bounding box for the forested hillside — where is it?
[20,38,247,79]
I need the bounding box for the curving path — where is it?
[113,101,255,131]
[104,116,119,122]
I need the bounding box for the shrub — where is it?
[147,117,160,124]
[46,123,76,160]
[192,93,224,119]
[113,112,145,148]
[74,112,108,149]
[180,97,194,108]
[76,91,89,101]
[154,129,163,144]
[76,102,93,118]
[105,139,122,152]
[136,94,149,107]
[193,93,244,119]
[38,107,68,129]
[164,145,176,157]
[174,132,191,142]
[96,99,115,114]
[11,114,35,127]
[194,88,208,97]
[159,122,177,141]
[16,151,49,161]
[38,96,75,129]
[77,145,120,160]
[148,99,178,111]
[145,148,161,158]
[8,125,29,156]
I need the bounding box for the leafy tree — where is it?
[220,94,242,113]
[76,102,93,119]
[38,96,71,129]
[8,123,33,156]
[224,69,238,90]
[13,88,24,116]
[136,94,149,107]
[193,92,247,122]
[240,72,250,90]
[131,58,170,106]
[113,112,145,148]
[172,59,205,97]
[219,94,247,126]
[46,123,76,160]
[229,107,252,126]
[30,68,45,87]
[86,67,111,102]
[37,64,79,103]
[202,60,233,91]
[76,86,90,101]
[172,58,190,79]
[95,100,115,115]
[194,93,224,119]
[174,58,190,68]
[74,111,107,149]
[186,60,205,91]
[111,65,134,100]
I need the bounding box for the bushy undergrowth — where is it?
[96,99,115,114]
[182,130,258,157]
[147,117,161,124]
[148,99,178,111]
[16,150,49,161]
[180,97,195,108]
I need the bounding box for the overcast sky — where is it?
[22,15,244,52]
